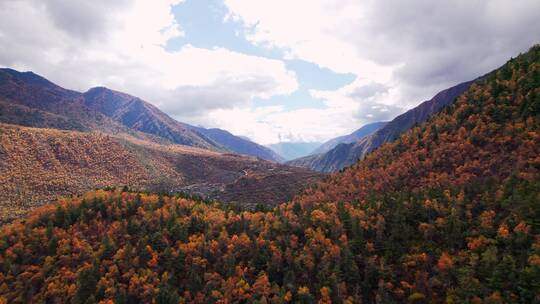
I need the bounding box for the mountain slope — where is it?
[299,46,540,202]
[289,80,474,172]
[0,68,219,150]
[0,68,283,160]
[266,141,321,160]
[82,87,219,149]
[84,87,283,161]
[0,69,123,134]
[0,46,539,303]
[312,121,387,154]
[0,123,321,223]
[192,127,284,162]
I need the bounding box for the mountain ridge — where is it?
[288,79,475,172]
[191,127,284,162]
[0,68,282,161]
[311,121,387,155]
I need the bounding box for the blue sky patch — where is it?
[167,0,355,112]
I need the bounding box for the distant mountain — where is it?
[84,87,282,161]
[266,142,322,161]
[82,87,219,149]
[192,127,284,162]
[288,80,475,172]
[312,121,387,155]
[0,69,123,134]
[0,68,218,149]
[0,68,281,161]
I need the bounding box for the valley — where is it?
[0,45,538,302]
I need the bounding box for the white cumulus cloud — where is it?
[0,0,298,122]
[223,0,540,144]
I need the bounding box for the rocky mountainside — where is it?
[0,69,123,133]
[0,123,322,223]
[0,68,283,161]
[192,127,284,162]
[289,80,475,172]
[311,121,387,155]
[82,87,219,149]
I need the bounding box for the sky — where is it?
[1,0,540,145]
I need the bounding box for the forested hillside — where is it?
[289,80,474,172]
[0,46,539,303]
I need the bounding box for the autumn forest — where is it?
[0,42,538,304]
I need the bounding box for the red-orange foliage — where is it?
[437,252,454,271]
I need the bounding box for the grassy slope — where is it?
[0,124,321,223]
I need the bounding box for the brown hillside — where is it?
[0,123,322,222]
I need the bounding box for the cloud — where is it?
[195,105,362,145]
[43,0,131,40]
[352,0,540,89]
[224,0,393,79]
[348,82,389,100]
[224,0,540,114]
[311,78,403,126]
[159,64,296,116]
[190,76,401,145]
[0,0,297,121]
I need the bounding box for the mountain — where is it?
[82,87,219,149]
[0,70,118,132]
[288,80,475,172]
[290,44,540,302]
[192,127,284,162]
[1,45,538,303]
[0,123,322,223]
[311,121,387,154]
[266,141,321,160]
[0,69,217,149]
[0,68,282,161]
[84,87,282,161]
